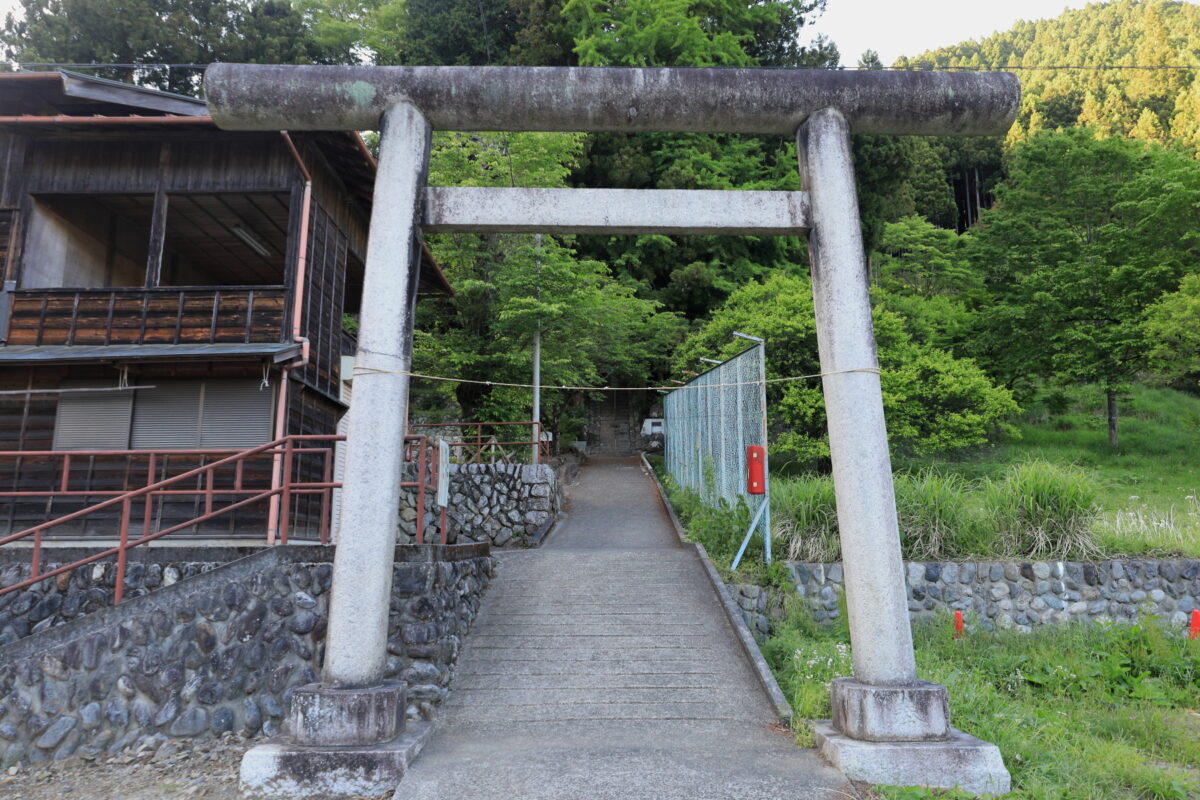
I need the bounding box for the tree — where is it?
[416,129,683,441]
[968,129,1191,446]
[1144,274,1200,387]
[672,273,1018,468]
[2,0,333,95]
[559,0,837,316]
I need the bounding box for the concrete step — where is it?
[458,646,729,662]
[445,686,765,707]
[453,659,726,676]
[443,701,758,723]
[452,672,726,690]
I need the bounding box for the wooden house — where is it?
[0,70,451,538]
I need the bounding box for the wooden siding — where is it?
[0,133,26,208]
[6,287,286,346]
[0,209,12,275]
[24,134,294,195]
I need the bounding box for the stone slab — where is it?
[812,721,1011,797]
[289,681,405,746]
[239,722,434,800]
[830,677,949,741]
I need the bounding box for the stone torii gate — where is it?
[206,64,1018,798]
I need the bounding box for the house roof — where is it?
[0,342,303,364]
[0,70,453,297]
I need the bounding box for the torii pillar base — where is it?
[813,722,1010,797]
[239,682,434,799]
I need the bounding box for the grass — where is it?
[909,384,1200,558]
[771,385,1200,560]
[764,601,1200,799]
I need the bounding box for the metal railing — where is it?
[0,433,448,602]
[409,421,548,465]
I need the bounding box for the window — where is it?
[53,379,274,451]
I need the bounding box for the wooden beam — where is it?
[144,143,171,288]
[423,187,809,235]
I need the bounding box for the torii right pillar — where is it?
[798,107,1010,795]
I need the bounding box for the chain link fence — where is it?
[663,344,770,564]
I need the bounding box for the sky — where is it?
[806,0,1096,67]
[0,0,1095,68]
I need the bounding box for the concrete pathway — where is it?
[397,457,853,800]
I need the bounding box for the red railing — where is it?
[0,434,447,603]
[410,421,548,465]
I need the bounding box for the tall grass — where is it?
[769,477,839,562]
[893,471,983,558]
[985,460,1101,559]
[769,460,1106,561]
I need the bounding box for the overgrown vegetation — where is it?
[764,602,1200,799]
[661,383,1200,563]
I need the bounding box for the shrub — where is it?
[984,460,1101,558]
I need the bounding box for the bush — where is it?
[984,460,1101,558]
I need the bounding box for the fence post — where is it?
[279,437,293,545]
[115,498,131,604]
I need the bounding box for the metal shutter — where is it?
[131,380,202,449]
[52,382,134,450]
[198,379,274,448]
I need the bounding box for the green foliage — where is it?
[968,129,1199,443]
[895,0,1200,152]
[893,471,984,559]
[984,460,1101,559]
[673,272,1018,468]
[2,0,334,94]
[772,471,987,562]
[769,475,838,563]
[556,0,837,316]
[768,606,1200,799]
[660,478,754,574]
[1144,274,1200,386]
[913,383,1200,559]
[419,129,683,440]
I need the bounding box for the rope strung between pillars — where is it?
[349,365,882,392]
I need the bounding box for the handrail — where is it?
[0,433,448,604]
[411,421,548,464]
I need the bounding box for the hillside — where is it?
[894,0,1200,148]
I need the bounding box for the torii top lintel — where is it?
[204,64,1019,137]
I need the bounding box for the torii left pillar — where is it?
[240,102,433,799]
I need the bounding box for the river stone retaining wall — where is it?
[0,543,494,766]
[787,559,1200,633]
[399,463,561,547]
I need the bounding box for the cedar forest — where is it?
[5,0,1200,468]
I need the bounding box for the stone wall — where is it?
[789,559,1200,632]
[0,547,265,647]
[399,463,560,547]
[0,543,494,766]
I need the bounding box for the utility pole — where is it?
[532,233,542,463]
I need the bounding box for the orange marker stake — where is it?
[953,610,964,639]
[1189,609,1199,641]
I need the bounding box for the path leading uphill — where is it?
[397,457,853,800]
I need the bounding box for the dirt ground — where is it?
[0,734,394,800]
